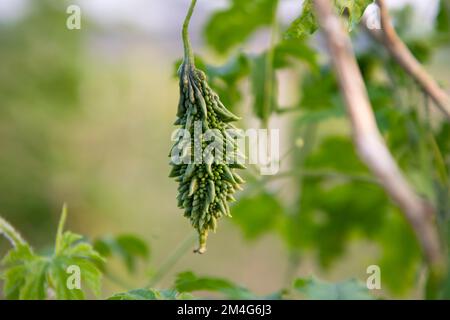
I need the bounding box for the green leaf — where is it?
[204,53,250,111]
[48,262,84,300]
[109,288,194,300]
[1,207,105,300]
[232,192,284,240]
[284,0,371,39]
[204,0,278,52]
[376,211,421,295]
[274,38,318,71]
[437,0,450,35]
[93,234,149,273]
[284,0,318,40]
[299,68,342,110]
[175,271,256,299]
[206,53,250,83]
[303,136,368,174]
[19,259,48,300]
[294,276,373,300]
[1,243,35,265]
[336,0,372,31]
[2,265,27,299]
[281,182,389,267]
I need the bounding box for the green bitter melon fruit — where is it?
[169,0,245,253]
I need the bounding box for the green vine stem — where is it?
[0,216,27,248]
[146,232,196,288]
[262,0,279,128]
[55,203,68,255]
[182,0,197,67]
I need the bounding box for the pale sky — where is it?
[0,0,440,34]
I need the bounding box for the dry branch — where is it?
[369,0,450,119]
[312,0,445,274]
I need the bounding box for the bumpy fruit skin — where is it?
[170,62,245,253]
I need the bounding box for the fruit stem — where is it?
[194,229,208,254]
[182,0,197,67]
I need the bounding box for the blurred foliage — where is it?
[0,0,82,243]
[0,0,449,300]
[284,0,371,39]
[110,272,372,300]
[204,0,278,53]
[94,234,150,273]
[294,276,373,300]
[174,271,286,300]
[222,1,449,297]
[175,271,258,299]
[0,207,104,300]
[284,0,318,39]
[109,288,194,300]
[232,192,283,240]
[1,207,373,300]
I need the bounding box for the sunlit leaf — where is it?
[336,0,372,31]
[284,0,371,39]
[284,0,318,40]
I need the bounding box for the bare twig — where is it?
[312,0,445,274]
[367,0,450,119]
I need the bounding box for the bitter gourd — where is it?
[169,0,245,253]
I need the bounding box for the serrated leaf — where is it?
[284,0,372,39]
[336,0,372,31]
[58,232,84,252]
[2,265,27,299]
[19,259,48,300]
[1,244,34,265]
[284,0,318,40]
[1,207,104,300]
[294,276,373,300]
[48,262,84,300]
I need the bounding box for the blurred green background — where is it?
[0,0,449,299]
